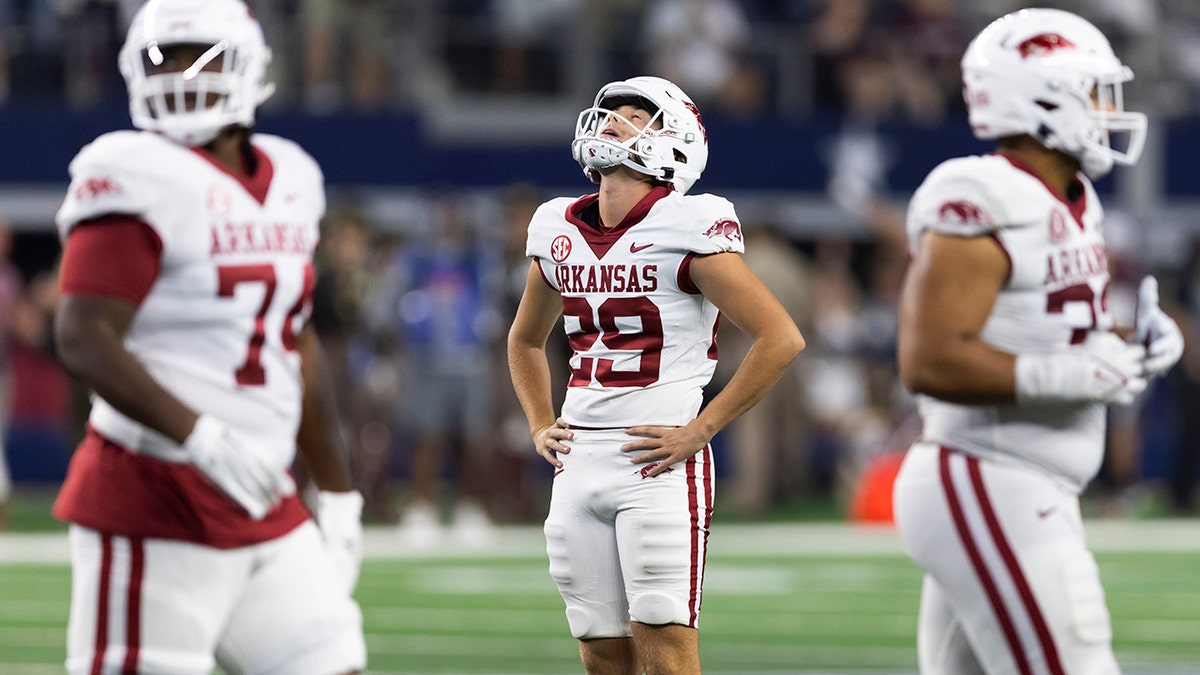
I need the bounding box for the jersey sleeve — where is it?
[59,217,163,305]
[56,132,158,238]
[684,194,746,255]
[906,157,1009,251]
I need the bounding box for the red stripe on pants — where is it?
[938,448,1032,675]
[965,457,1066,675]
[90,533,113,675]
[121,537,145,674]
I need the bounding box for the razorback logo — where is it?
[74,176,121,201]
[550,234,572,263]
[937,200,992,226]
[638,462,674,479]
[681,99,707,143]
[702,218,741,243]
[1016,33,1076,59]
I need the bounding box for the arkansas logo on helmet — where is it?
[1016,33,1077,59]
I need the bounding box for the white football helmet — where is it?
[118,0,274,147]
[961,8,1146,178]
[572,76,709,194]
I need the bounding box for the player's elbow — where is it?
[54,317,95,381]
[898,343,947,397]
[782,324,806,361]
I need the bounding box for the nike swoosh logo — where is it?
[629,243,652,253]
[1037,507,1056,519]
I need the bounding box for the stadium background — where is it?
[1,0,1199,671]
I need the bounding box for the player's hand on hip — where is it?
[317,490,364,596]
[183,414,296,519]
[1015,332,1147,406]
[532,417,573,469]
[621,425,707,477]
[1135,275,1184,377]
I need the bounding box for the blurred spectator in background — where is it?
[0,0,66,104]
[491,182,559,520]
[372,194,505,545]
[798,239,869,496]
[0,219,21,528]
[300,0,392,113]
[8,267,72,490]
[641,0,764,115]
[713,223,813,516]
[1168,238,1200,514]
[311,207,398,521]
[811,0,967,122]
[490,0,581,93]
[58,0,133,107]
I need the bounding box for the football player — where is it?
[507,76,805,673]
[893,8,1183,674]
[51,0,365,672]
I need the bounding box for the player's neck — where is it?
[998,138,1080,197]
[597,173,655,230]
[204,128,254,178]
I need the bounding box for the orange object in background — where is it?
[849,450,907,524]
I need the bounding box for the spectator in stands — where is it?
[300,0,392,112]
[490,0,582,93]
[641,0,764,114]
[311,207,400,521]
[0,219,21,528]
[1168,239,1200,513]
[373,194,505,545]
[712,223,814,515]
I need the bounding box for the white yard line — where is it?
[1,519,1198,564]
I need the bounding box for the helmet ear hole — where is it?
[673,149,686,163]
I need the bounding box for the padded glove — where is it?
[317,490,364,596]
[1135,275,1184,377]
[183,414,295,519]
[1015,332,1147,406]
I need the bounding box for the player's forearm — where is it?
[55,299,197,443]
[899,334,1018,404]
[692,327,804,441]
[296,329,354,492]
[507,341,558,436]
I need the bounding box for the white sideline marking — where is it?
[1,520,1198,564]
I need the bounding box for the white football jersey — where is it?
[526,187,744,427]
[906,154,1113,493]
[56,130,323,473]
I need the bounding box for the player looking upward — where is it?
[893,8,1183,674]
[507,75,805,674]
[52,0,365,672]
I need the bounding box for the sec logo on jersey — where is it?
[551,235,572,263]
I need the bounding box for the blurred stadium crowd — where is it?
[2,0,1200,537]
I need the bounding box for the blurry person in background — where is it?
[893,9,1181,674]
[376,194,504,546]
[299,0,392,112]
[641,0,763,116]
[50,0,364,671]
[0,218,20,528]
[710,222,813,517]
[508,76,804,674]
[310,207,397,522]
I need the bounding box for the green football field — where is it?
[1,522,1198,674]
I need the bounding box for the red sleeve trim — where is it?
[60,217,163,305]
[535,259,556,290]
[677,252,710,295]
